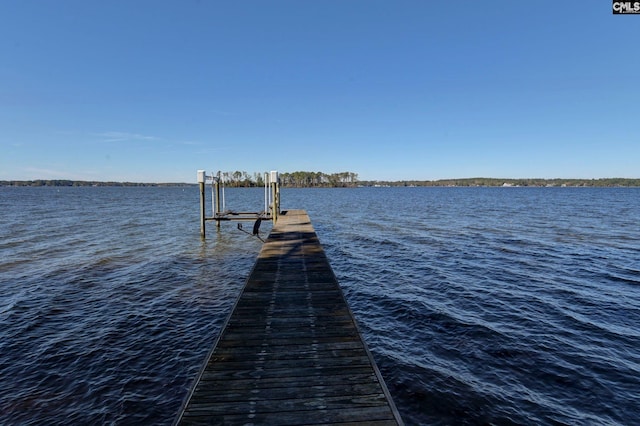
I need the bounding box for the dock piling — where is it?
[197,170,206,239]
[270,170,280,223]
[214,173,221,228]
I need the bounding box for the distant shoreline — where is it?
[358,177,640,188]
[0,180,192,188]
[2,178,639,188]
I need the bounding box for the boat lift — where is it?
[197,170,280,239]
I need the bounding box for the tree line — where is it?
[358,178,640,187]
[212,171,359,188]
[280,171,358,187]
[0,171,360,188]
[3,176,639,188]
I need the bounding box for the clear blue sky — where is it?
[1,1,638,182]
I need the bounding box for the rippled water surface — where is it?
[1,186,639,425]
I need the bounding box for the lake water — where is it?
[1,186,639,425]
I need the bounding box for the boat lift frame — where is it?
[197,170,280,239]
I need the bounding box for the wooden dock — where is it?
[176,210,403,425]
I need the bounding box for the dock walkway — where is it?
[176,210,403,425]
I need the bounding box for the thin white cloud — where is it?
[24,167,95,180]
[210,109,234,117]
[25,167,69,177]
[96,132,160,143]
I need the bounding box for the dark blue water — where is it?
[1,186,639,425]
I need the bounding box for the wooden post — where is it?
[275,179,280,218]
[264,172,268,216]
[197,170,206,238]
[215,175,221,228]
[270,171,279,223]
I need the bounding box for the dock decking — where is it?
[176,210,403,425]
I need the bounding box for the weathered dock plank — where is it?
[176,210,402,425]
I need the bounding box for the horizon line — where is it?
[2,177,639,185]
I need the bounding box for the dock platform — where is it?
[176,210,403,425]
